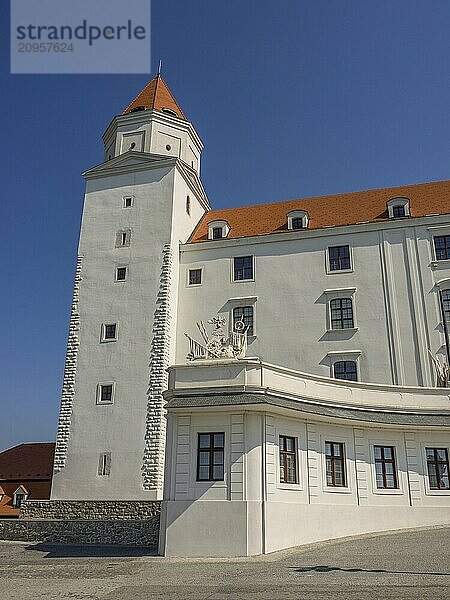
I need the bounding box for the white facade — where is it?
[52,76,450,555]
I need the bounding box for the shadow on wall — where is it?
[24,543,158,559]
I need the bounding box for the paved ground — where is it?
[0,527,449,599]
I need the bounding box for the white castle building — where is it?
[51,75,450,556]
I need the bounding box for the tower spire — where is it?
[122,73,186,119]
[157,59,162,76]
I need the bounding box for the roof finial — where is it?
[157,59,162,77]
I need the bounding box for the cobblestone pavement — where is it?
[0,527,449,599]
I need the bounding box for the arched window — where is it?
[333,360,357,381]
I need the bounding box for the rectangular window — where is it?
[188,268,202,286]
[441,290,450,323]
[328,245,351,271]
[197,433,225,481]
[212,227,223,239]
[115,229,131,247]
[98,383,114,404]
[291,217,304,230]
[426,447,450,490]
[233,256,253,281]
[374,445,398,489]
[279,435,297,484]
[123,196,133,208]
[434,236,450,261]
[330,298,354,329]
[101,323,117,341]
[116,266,127,281]
[392,205,405,218]
[333,360,358,381]
[325,441,346,487]
[233,306,254,336]
[97,452,111,476]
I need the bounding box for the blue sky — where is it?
[1,0,449,451]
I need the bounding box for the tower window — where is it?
[101,323,117,342]
[186,196,191,215]
[115,266,127,281]
[98,453,111,476]
[333,360,358,381]
[97,383,115,405]
[330,298,354,329]
[123,196,134,208]
[116,229,131,248]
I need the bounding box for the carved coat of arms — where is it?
[185,316,248,360]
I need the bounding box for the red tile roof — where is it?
[0,443,55,481]
[189,180,450,243]
[123,75,186,120]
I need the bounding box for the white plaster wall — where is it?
[176,218,450,387]
[162,405,450,556]
[52,161,207,501]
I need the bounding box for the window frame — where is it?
[279,435,298,484]
[97,452,111,477]
[96,382,115,405]
[188,267,203,287]
[373,445,398,490]
[122,195,134,208]
[325,441,346,487]
[326,244,353,273]
[232,305,254,337]
[196,432,225,482]
[425,447,450,491]
[115,266,128,282]
[233,255,254,282]
[100,322,118,343]
[433,235,450,262]
[329,297,355,330]
[333,360,358,381]
[115,229,131,248]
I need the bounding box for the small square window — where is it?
[97,383,114,404]
[116,266,127,281]
[123,196,133,208]
[233,256,253,281]
[434,236,450,261]
[101,323,117,342]
[333,360,358,381]
[116,229,131,248]
[188,269,202,286]
[291,217,304,230]
[328,245,351,271]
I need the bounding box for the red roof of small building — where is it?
[0,443,55,481]
[123,75,186,120]
[189,180,450,243]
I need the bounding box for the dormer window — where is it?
[287,210,309,230]
[208,220,230,240]
[387,197,410,219]
[13,485,29,508]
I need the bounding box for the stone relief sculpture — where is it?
[185,315,248,360]
[428,350,450,387]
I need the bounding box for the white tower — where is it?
[51,75,210,501]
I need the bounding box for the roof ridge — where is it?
[204,178,450,215]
